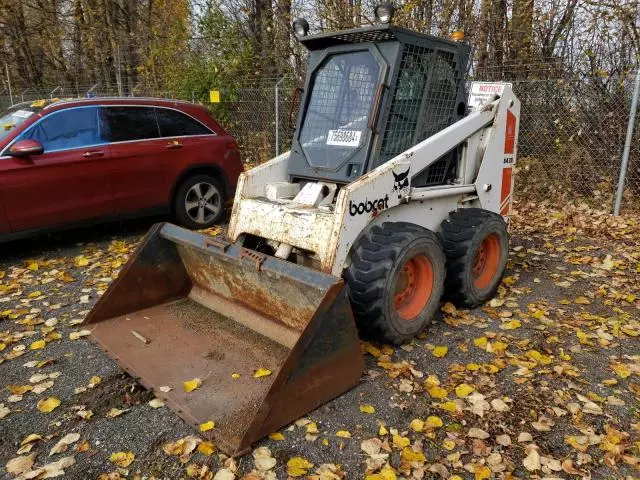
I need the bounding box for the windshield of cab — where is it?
[299,51,380,169]
[0,105,40,141]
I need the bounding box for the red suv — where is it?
[0,97,243,241]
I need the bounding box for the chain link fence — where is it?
[1,68,638,212]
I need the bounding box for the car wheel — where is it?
[173,174,225,229]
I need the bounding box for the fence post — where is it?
[614,69,640,216]
[275,77,285,156]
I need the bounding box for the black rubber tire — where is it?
[439,208,509,308]
[173,174,225,229]
[344,222,446,345]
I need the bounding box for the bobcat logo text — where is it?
[349,195,389,216]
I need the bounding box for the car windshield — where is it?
[0,104,41,141]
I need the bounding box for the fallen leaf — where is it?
[392,434,410,447]
[268,432,284,441]
[29,340,46,350]
[287,457,314,477]
[37,397,60,413]
[360,404,375,414]
[467,428,490,440]
[335,430,351,438]
[198,442,215,456]
[432,346,448,358]
[109,451,135,467]
[212,468,235,480]
[148,398,165,408]
[254,368,272,378]
[409,419,424,432]
[523,447,541,471]
[455,383,475,398]
[50,433,80,456]
[253,447,276,471]
[6,453,36,475]
[200,421,215,432]
[183,378,202,392]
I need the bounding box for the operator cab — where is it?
[288,21,470,188]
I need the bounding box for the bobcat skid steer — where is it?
[86,12,519,456]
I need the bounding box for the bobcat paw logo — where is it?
[392,167,410,192]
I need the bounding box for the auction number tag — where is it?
[326,130,362,147]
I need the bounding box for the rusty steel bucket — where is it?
[86,223,364,455]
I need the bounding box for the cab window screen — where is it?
[299,51,379,169]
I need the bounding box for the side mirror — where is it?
[8,139,44,157]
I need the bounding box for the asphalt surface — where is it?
[1,206,639,479]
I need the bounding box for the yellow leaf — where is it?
[500,319,521,330]
[442,439,456,450]
[439,401,458,413]
[427,386,448,399]
[199,421,215,432]
[455,383,474,398]
[197,441,215,455]
[75,256,89,267]
[525,349,552,365]
[306,422,319,434]
[392,434,410,448]
[441,302,457,314]
[365,466,397,480]
[27,291,42,299]
[612,363,631,378]
[254,368,272,378]
[432,346,448,358]
[27,262,39,271]
[231,373,240,379]
[336,430,351,438]
[269,432,285,441]
[109,451,135,468]
[287,456,314,477]
[466,363,481,371]
[183,378,202,392]
[29,340,47,350]
[474,337,488,349]
[9,384,33,395]
[425,416,443,429]
[322,438,329,446]
[574,296,590,305]
[37,397,60,413]
[378,425,388,435]
[88,376,101,388]
[602,379,618,386]
[409,419,424,432]
[360,404,375,414]
[401,447,425,462]
[474,465,491,480]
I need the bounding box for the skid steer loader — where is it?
[86,14,519,456]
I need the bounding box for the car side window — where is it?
[156,108,212,137]
[22,107,104,152]
[99,106,160,142]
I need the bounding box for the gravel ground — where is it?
[1,204,639,479]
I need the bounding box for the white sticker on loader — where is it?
[326,130,362,147]
[468,82,512,110]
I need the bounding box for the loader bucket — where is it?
[86,223,364,455]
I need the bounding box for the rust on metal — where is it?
[239,248,267,271]
[205,237,232,252]
[87,223,364,456]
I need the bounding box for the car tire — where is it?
[344,222,446,345]
[173,174,225,229]
[439,208,509,308]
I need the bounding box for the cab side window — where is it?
[23,107,104,152]
[99,106,160,142]
[156,108,212,137]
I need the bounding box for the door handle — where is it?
[82,150,104,158]
[166,141,183,149]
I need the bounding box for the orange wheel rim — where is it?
[394,254,434,321]
[472,233,501,289]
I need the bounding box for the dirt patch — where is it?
[74,373,154,415]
